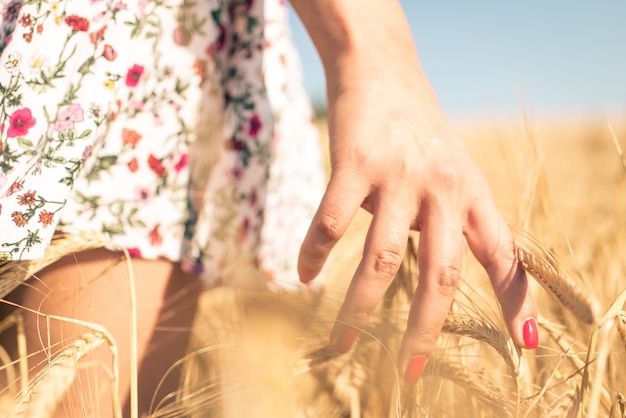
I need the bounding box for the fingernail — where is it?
[404,355,427,384]
[523,318,538,349]
[332,329,358,353]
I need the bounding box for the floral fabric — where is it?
[0,0,325,291]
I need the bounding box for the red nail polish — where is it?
[334,330,358,353]
[404,355,427,384]
[523,318,538,349]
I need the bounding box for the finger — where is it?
[464,195,538,349]
[330,199,411,353]
[298,170,367,283]
[398,208,464,384]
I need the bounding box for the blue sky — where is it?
[287,1,626,119]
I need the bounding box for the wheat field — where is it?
[1,112,625,417]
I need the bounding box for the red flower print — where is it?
[36,24,43,34]
[193,58,206,79]
[17,190,36,207]
[226,138,245,151]
[5,180,24,197]
[55,104,84,132]
[103,44,117,61]
[148,154,166,177]
[38,210,54,227]
[216,24,226,51]
[7,108,36,138]
[19,13,31,27]
[22,32,32,43]
[11,211,28,227]
[89,25,107,44]
[248,114,262,137]
[237,218,250,244]
[148,224,163,246]
[65,15,89,32]
[128,157,139,172]
[174,154,188,172]
[122,128,142,147]
[125,64,144,87]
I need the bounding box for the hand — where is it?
[297,67,538,383]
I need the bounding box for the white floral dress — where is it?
[0,0,325,291]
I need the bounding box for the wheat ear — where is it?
[516,241,596,325]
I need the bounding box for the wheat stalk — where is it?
[617,313,626,350]
[516,238,597,325]
[11,332,108,418]
[443,313,521,375]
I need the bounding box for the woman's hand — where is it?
[290,0,538,383]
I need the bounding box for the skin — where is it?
[0,4,539,415]
[290,0,538,377]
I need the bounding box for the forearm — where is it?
[289,0,447,132]
[289,0,429,95]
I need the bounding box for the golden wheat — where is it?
[516,239,597,325]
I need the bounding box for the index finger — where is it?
[298,171,367,283]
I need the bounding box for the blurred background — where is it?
[288,0,626,122]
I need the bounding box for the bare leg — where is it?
[1,248,200,417]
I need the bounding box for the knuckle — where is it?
[314,213,343,242]
[406,326,440,350]
[432,163,461,191]
[373,248,404,279]
[341,307,372,328]
[484,239,517,278]
[433,265,461,298]
[489,241,522,296]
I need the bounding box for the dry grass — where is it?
[1,113,626,417]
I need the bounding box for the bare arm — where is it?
[291,0,538,383]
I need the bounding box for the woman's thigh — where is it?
[1,248,201,417]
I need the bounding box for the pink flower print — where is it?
[138,0,148,16]
[7,108,36,138]
[55,104,84,132]
[135,186,152,203]
[82,145,92,160]
[125,64,144,87]
[127,247,142,257]
[131,100,144,110]
[173,27,191,46]
[103,44,117,61]
[3,1,22,22]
